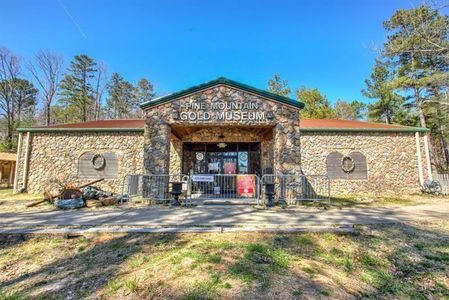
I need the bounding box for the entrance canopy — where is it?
[142,77,303,176]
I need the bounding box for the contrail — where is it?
[57,0,88,39]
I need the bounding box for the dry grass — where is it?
[325,193,449,209]
[0,221,448,299]
[0,189,53,213]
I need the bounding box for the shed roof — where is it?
[17,119,428,133]
[0,152,16,161]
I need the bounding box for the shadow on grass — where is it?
[0,233,182,299]
[1,223,449,299]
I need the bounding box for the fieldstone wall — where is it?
[144,85,301,175]
[169,137,183,175]
[17,132,144,194]
[300,131,425,194]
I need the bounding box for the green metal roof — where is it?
[140,77,305,110]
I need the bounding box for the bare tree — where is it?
[93,63,107,120]
[28,50,63,126]
[0,47,20,147]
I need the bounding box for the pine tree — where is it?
[296,87,335,119]
[134,78,155,103]
[334,100,366,120]
[268,74,291,97]
[106,73,136,119]
[59,54,97,122]
[362,59,407,124]
[382,5,449,128]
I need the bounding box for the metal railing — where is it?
[121,174,189,204]
[121,173,330,205]
[261,174,331,205]
[189,174,260,201]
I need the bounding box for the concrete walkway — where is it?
[0,203,448,230]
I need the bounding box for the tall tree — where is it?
[362,59,407,124]
[334,99,366,120]
[382,5,449,129]
[267,74,291,97]
[12,78,38,126]
[295,86,335,118]
[105,73,136,119]
[93,63,108,120]
[133,78,155,117]
[0,47,20,148]
[134,78,155,103]
[59,54,97,122]
[27,50,63,126]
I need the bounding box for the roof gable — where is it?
[140,77,305,110]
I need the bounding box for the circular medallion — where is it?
[341,156,355,173]
[196,152,204,161]
[91,154,106,170]
[239,152,248,161]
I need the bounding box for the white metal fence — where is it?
[261,174,331,205]
[433,173,449,195]
[189,174,261,200]
[121,173,331,205]
[121,174,189,203]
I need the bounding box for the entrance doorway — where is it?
[182,142,261,200]
[182,142,261,175]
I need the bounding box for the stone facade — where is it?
[300,131,427,194]
[144,85,301,176]
[16,132,144,194]
[15,82,429,196]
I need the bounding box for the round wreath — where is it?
[341,156,355,173]
[91,154,106,170]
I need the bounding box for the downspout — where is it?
[423,133,433,180]
[415,132,424,187]
[13,132,23,193]
[21,132,31,191]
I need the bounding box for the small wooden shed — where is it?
[0,152,16,188]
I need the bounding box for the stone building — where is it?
[15,78,431,196]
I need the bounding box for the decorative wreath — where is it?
[341,156,355,173]
[91,154,106,170]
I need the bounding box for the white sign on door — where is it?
[191,175,214,182]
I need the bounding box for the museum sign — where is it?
[173,101,273,122]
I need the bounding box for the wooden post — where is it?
[13,133,23,193]
[9,161,14,188]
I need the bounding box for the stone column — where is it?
[273,117,301,175]
[144,114,170,174]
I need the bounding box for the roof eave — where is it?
[17,127,145,133]
[300,127,429,133]
[140,77,305,110]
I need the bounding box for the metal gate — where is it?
[121,173,330,205]
[121,174,189,203]
[189,174,260,201]
[260,174,330,205]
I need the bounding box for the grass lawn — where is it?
[0,189,52,213]
[323,193,449,209]
[0,222,448,299]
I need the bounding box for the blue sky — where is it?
[0,0,437,104]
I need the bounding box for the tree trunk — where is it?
[46,102,51,126]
